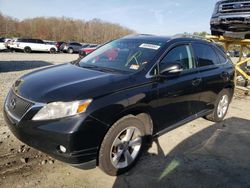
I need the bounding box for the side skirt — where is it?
[153,109,213,138]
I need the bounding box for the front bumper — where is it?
[211,14,250,33]
[3,105,108,167]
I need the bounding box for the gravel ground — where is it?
[0,53,250,188]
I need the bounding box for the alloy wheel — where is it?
[110,127,142,169]
[217,94,229,118]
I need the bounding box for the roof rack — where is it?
[172,34,215,43]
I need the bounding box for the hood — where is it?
[13,63,130,103]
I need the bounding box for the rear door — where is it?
[192,42,227,111]
[154,43,203,132]
[34,39,45,51]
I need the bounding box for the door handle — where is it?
[192,78,202,86]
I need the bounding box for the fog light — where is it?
[59,145,67,153]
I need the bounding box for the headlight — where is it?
[32,99,92,120]
[212,2,220,15]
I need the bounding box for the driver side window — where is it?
[160,45,195,71]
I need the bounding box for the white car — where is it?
[9,38,57,53]
[0,38,7,51]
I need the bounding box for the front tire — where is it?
[205,89,231,122]
[99,115,146,176]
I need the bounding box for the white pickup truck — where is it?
[8,38,57,53]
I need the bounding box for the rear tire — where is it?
[24,47,31,53]
[99,115,147,176]
[205,89,232,122]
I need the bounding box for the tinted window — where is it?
[17,39,26,42]
[26,39,32,43]
[19,39,35,43]
[216,49,227,64]
[36,39,44,44]
[193,43,218,67]
[0,38,4,42]
[160,45,195,70]
[29,39,37,43]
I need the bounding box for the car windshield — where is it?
[79,39,165,73]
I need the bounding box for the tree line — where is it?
[0,12,135,44]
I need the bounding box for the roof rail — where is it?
[172,34,215,42]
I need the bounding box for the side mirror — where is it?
[79,50,87,58]
[160,63,183,75]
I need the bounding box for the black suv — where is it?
[3,35,235,176]
[211,0,250,37]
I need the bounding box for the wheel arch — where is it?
[109,106,154,135]
[95,106,154,166]
[224,83,234,102]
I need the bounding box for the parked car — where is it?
[79,44,100,58]
[3,34,235,176]
[227,50,242,57]
[0,37,7,51]
[211,0,250,37]
[8,38,57,53]
[60,42,88,53]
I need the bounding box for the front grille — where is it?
[220,1,250,13]
[5,89,33,119]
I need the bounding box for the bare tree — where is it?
[0,12,135,43]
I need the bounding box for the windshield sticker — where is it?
[130,64,140,70]
[139,43,161,50]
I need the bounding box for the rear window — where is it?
[192,43,218,67]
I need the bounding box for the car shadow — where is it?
[113,117,250,188]
[0,61,53,72]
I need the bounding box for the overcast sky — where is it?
[0,0,219,35]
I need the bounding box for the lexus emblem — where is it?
[10,98,16,110]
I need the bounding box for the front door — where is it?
[155,44,203,132]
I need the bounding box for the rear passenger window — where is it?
[36,40,44,44]
[193,43,218,67]
[216,51,227,64]
[29,39,36,43]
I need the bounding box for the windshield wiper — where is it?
[81,64,118,73]
[81,64,99,69]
